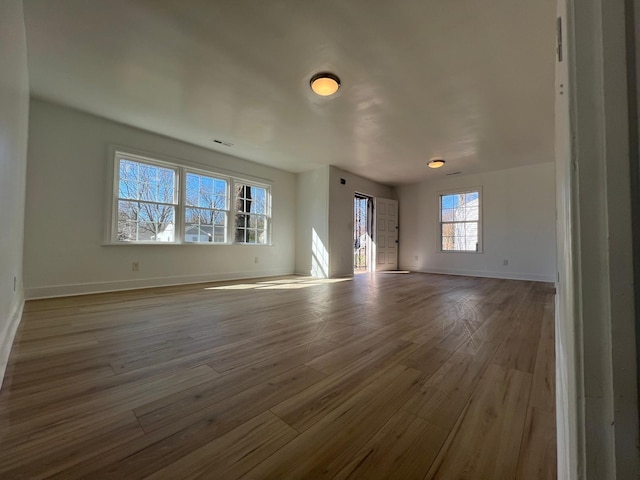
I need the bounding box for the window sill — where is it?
[438,250,484,254]
[102,242,273,247]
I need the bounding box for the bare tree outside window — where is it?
[112,153,271,245]
[234,184,268,244]
[440,190,480,251]
[117,159,176,242]
[185,172,228,243]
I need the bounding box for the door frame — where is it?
[353,192,374,274]
[556,0,639,477]
[374,197,399,271]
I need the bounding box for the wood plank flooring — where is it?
[0,273,557,479]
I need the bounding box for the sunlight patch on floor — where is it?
[204,277,352,291]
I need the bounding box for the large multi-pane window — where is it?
[116,159,178,242]
[439,189,481,252]
[234,183,269,244]
[111,152,271,245]
[185,172,228,243]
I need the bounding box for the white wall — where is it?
[397,162,556,282]
[0,0,29,387]
[328,166,394,277]
[24,100,297,298]
[295,167,330,277]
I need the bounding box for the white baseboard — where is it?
[401,266,555,283]
[25,268,295,299]
[0,296,24,391]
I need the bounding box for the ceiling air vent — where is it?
[212,139,234,147]
[446,171,462,176]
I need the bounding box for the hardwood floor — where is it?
[0,273,557,479]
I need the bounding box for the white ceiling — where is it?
[23,0,555,185]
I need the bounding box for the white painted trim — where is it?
[555,2,580,477]
[0,297,24,391]
[561,0,640,476]
[436,186,484,253]
[25,269,294,300]
[403,266,554,283]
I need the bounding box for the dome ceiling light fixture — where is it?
[428,158,446,169]
[310,72,341,96]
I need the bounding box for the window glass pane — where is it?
[251,187,267,214]
[466,206,479,221]
[234,184,268,214]
[214,180,227,209]
[440,221,477,251]
[441,223,455,236]
[465,191,479,203]
[185,225,213,243]
[439,190,480,252]
[234,184,269,244]
[119,159,138,181]
[184,207,226,243]
[441,209,454,222]
[118,159,176,204]
[119,179,136,200]
[442,237,455,250]
[200,176,214,205]
[139,164,156,181]
[214,226,226,243]
[464,237,478,251]
[139,182,156,202]
[185,206,198,224]
[157,169,175,203]
[117,200,175,242]
[441,195,455,209]
[186,173,199,207]
[213,211,226,226]
[186,172,227,210]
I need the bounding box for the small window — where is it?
[439,189,481,252]
[234,183,270,244]
[185,172,228,243]
[116,158,178,242]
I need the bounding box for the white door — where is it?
[375,197,398,271]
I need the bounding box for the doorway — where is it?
[354,194,373,274]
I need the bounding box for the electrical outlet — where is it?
[414,255,419,261]
[132,262,140,271]
[254,257,259,264]
[503,259,509,266]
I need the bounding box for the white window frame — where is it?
[183,168,231,244]
[232,181,272,245]
[108,149,272,245]
[437,187,483,253]
[111,153,180,244]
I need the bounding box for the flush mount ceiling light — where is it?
[310,73,341,96]
[428,158,446,169]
